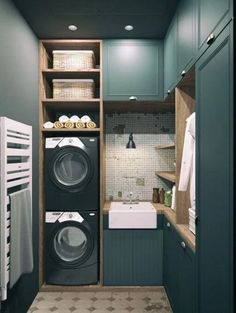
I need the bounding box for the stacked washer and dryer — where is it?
[44,137,99,285]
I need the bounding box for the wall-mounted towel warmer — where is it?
[0,117,32,301]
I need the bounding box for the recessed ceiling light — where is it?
[68,25,78,31]
[124,25,134,31]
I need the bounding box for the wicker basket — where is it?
[53,50,95,70]
[53,79,95,99]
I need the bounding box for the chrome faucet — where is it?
[129,191,133,204]
[122,191,139,204]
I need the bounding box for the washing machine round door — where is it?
[49,147,93,192]
[49,221,93,268]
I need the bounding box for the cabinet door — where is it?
[177,0,196,79]
[103,40,163,101]
[164,16,177,97]
[197,0,233,57]
[177,240,196,313]
[133,230,163,285]
[196,24,233,313]
[163,218,179,312]
[103,230,133,285]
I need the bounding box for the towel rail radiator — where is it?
[0,117,32,301]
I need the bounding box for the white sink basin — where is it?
[109,202,157,229]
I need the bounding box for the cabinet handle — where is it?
[207,33,215,45]
[181,70,186,77]
[167,90,170,95]
[129,96,138,101]
[167,222,171,228]
[181,241,186,249]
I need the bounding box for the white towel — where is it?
[171,185,176,210]
[179,112,196,211]
[9,189,33,288]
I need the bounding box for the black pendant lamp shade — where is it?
[126,133,136,149]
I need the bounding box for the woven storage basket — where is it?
[53,79,95,99]
[53,50,95,70]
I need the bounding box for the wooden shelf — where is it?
[42,98,100,103]
[42,69,100,86]
[155,171,176,183]
[41,99,101,112]
[41,128,100,133]
[155,143,175,149]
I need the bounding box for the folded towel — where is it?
[9,189,33,288]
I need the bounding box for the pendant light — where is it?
[126,133,136,149]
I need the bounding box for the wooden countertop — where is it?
[103,201,195,252]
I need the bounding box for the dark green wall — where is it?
[0,0,39,312]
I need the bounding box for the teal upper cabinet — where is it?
[164,16,177,97]
[103,40,163,101]
[176,0,196,80]
[196,0,233,57]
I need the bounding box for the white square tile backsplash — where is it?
[105,112,175,200]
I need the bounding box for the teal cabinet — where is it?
[133,230,163,285]
[103,40,164,101]
[196,0,233,57]
[163,218,179,312]
[163,217,196,313]
[178,239,196,313]
[176,0,196,80]
[196,23,233,313]
[103,230,133,285]
[103,228,163,286]
[164,16,177,97]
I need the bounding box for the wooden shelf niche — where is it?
[175,69,195,224]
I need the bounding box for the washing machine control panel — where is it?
[46,212,84,223]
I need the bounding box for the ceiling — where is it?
[12,0,180,39]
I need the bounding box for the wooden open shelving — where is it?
[155,171,176,183]
[39,39,104,290]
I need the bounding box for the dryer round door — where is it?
[49,147,93,192]
[48,221,94,268]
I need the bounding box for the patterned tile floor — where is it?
[28,289,172,313]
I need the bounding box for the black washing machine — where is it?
[45,211,98,285]
[44,137,99,212]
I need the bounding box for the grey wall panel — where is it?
[0,0,39,312]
